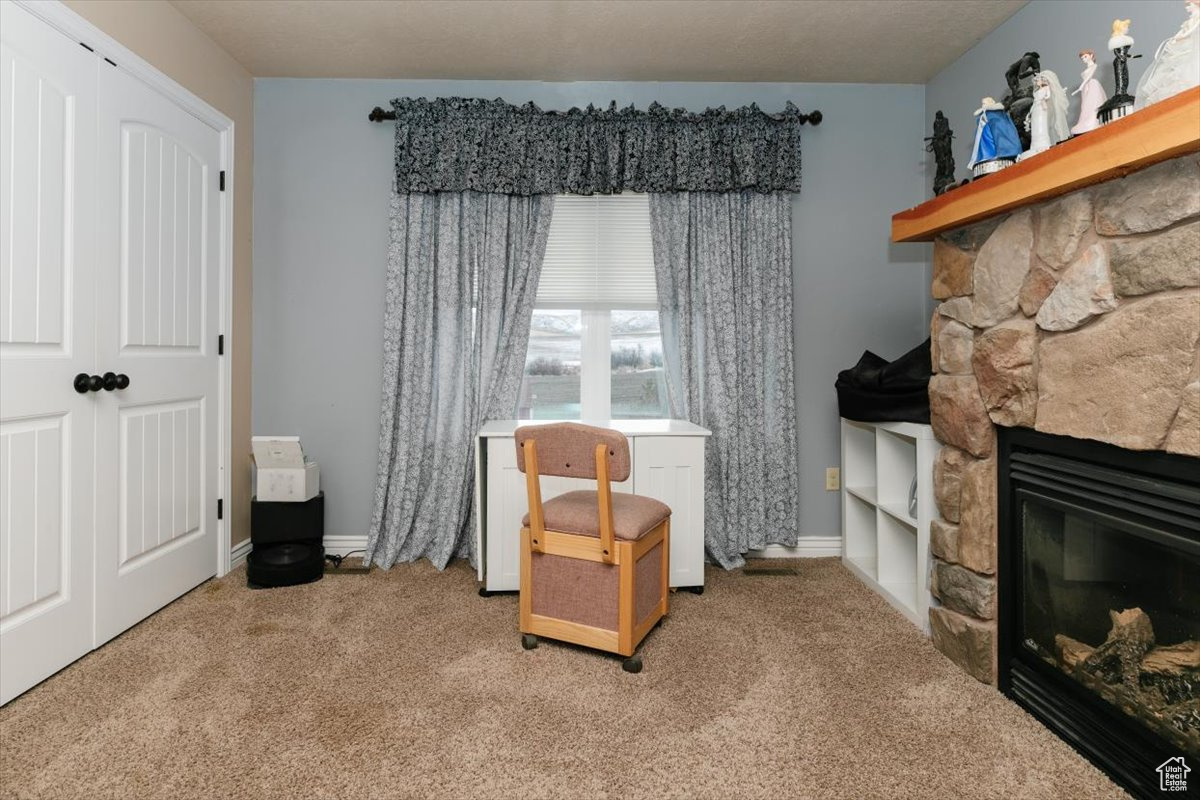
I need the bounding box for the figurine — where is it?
[1097,19,1142,123]
[1135,0,1200,109]
[1001,51,1042,150]
[925,110,957,195]
[968,97,1023,178]
[1070,50,1108,135]
[1019,71,1070,160]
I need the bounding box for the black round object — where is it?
[622,655,643,674]
[521,634,538,650]
[246,542,324,588]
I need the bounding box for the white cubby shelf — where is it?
[839,418,940,632]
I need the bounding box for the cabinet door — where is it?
[633,436,705,588]
[0,1,97,705]
[483,437,632,591]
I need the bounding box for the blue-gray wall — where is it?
[253,79,930,545]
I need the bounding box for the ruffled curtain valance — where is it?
[389,97,817,195]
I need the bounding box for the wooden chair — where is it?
[515,423,669,673]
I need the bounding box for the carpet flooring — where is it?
[0,558,1125,800]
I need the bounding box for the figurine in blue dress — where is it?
[968,97,1023,178]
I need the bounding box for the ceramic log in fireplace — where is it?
[998,427,1200,798]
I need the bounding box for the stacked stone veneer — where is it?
[926,154,1200,684]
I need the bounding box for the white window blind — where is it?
[536,193,658,309]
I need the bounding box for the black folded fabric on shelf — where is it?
[835,338,932,424]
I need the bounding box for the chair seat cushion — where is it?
[523,491,670,541]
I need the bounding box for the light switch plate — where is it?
[825,467,840,491]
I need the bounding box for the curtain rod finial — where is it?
[369,106,395,122]
[807,110,823,126]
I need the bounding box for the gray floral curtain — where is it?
[365,190,554,569]
[388,97,815,195]
[649,191,800,568]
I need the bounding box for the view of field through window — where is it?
[518,310,668,420]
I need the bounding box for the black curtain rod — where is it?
[368,105,823,125]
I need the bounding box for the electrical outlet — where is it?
[825,467,840,491]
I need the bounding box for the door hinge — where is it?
[218,334,224,355]
[217,499,224,520]
[219,171,226,192]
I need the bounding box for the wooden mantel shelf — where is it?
[891,87,1200,243]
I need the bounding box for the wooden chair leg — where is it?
[661,518,670,618]
[519,527,532,634]
[618,540,635,657]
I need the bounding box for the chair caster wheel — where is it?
[686,585,704,595]
[479,588,494,597]
[521,634,538,650]
[622,655,642,673]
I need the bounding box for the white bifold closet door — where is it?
[0,1,222,702]
[92,59,221,646]
[0,0,98,706]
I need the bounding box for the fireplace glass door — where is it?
[1017,490,1200,757]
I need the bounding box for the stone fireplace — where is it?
[926,154,1200,685]
[925,152,1200,796]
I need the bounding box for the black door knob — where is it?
[73,373,103,393]
[101,372,131,391]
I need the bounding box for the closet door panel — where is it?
[93,63,220,645]
[0,0,97,705]
[120,125,206,351]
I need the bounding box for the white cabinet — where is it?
[633,436,706,590]
[475,420,710,592]
[840,418,939,632]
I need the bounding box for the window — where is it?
[518,194,668,421]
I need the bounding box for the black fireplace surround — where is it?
[998,427,1200,799]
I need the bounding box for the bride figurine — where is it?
[1071,50,1108,134]
[1135,0,1200,109]
[1019,71,1070,160]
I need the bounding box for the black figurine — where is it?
[1002,51,1041,150]
[1097,19,1142,124]
[925,111,957,196]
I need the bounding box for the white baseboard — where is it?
[228,535,368,568]
[746,536,842,559]
[229,538,252,569]
[232,534,839,568]
[323,535,369,557]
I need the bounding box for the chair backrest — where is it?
[514,423,631,482]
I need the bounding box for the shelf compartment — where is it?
[877,500,918,528]
[846,485,877,505]
[877,510,918,613]
[876,428,917,513]
[843,491,877,580]
[841,420,877,498]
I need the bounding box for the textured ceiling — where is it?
[169,0,1027,83]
